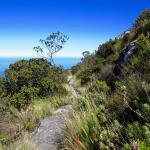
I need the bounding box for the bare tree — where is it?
[33,31,69,65]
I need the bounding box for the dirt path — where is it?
[67,73,79,98]
[67,71,86,97]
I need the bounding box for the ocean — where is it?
[0,57,81,77]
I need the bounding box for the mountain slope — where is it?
[65,9,150,149]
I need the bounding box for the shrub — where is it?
[0,131,11,145]
[135,34,150,81]
[89,80,110,93]
[3,58,67,109]
[64,94,121,149]
[134,9,150,36]
[77,69,93,85]
[108,74,150,123]
[96,39,115,58]
[125,122,150,145]
[71,64,81,75]
[139,141,149,150]
[113,40,122,52]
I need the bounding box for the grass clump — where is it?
[0,95,69,149]
[7,135,39,150]
[64,93,120,150]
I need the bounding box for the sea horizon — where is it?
[0,57,81,77]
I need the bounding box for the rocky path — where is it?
[31,74,77,150]
[31,105,73,150]
[67,73,79,98]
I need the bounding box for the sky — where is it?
[0,0,149,57]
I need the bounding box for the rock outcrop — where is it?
[114,40,138,75]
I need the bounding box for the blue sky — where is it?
[0,0,149,57]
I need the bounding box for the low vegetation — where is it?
[64,10,150,149]
[0,95,73,149]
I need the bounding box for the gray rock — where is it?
[32,105,73,150]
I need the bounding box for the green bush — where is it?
[108,74,150,123]
[64,93,122,149]
[77,69,93,85]
[125,122,150,145]
[0,131,11,145]
[0,77,5,96]
[96,80,110,92]
[134,9,150,37]
[88,80,110,94]
[97,39,115,58]
[3,58,67,109]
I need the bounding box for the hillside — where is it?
[66,9,150,149]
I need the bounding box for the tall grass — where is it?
[64,93,120,150]
[64,83,150,150]
[7,135,39,150]
[0,96,71,149]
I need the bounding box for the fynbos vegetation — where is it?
[0,10,150,149]
[64,10,150,149]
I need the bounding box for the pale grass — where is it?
[64,97,100,150]
[0,96,69,149]
[8,134,39,150]
[32,100,55,120]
